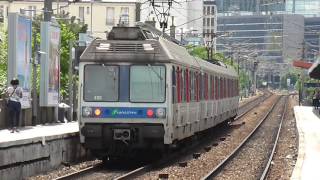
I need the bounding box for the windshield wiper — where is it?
[147,64,163,81]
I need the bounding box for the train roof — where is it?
[80,27,237,78]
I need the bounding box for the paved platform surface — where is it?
[292,106,320,180]
[0,122,79,147]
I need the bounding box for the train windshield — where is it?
[84,65,119,101]
[130,65,165,102]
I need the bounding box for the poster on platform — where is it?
[8,13,32,109]
[40,21,61,107]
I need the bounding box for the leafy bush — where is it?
[0,27,7,95]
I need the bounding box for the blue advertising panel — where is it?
[40,21,61,107]
[8,13,32,109]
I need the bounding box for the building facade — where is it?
[217,14,304,63]
[304,17,320,62]
[286,0,320,17]
[203,0,217,50]
[0,0,140,38]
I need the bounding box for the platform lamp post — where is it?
[298,73,302,106]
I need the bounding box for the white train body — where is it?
[78,27,239,158]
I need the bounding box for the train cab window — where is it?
[84,65,119,101]
[130,65,165,102]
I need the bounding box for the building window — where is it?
[79,7,84,22]
[211,18,214,27]
[211,6,215,15]
[203,18,206,26]
[207,18,210,27]
[207,6,210,15]
[203,6,206,15]
[87,7,90,15]
[106,7,115,26]
[0,5,4,18]
[120,7,129,25]
[28,6,36,18]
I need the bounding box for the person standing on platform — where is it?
[5,78,23,133]
[313,90,318,109]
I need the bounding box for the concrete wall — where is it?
[0,133,86,180]
[0,99,7,128]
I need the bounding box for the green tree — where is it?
[30,15,87,99]
[0,26,7,95]
[186,45,250,92]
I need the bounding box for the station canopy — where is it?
[309,61,320,79]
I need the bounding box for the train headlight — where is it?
[82,107,92,117]
[156,108,166,118]
[147,109,154,118]
[94,108,102,116]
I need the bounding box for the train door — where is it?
[207,74,214,128]
[187,69,199,136]
[172,66,188,140]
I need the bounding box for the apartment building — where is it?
[0,0,140,38]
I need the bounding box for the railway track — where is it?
[202,95,288,180]
[115,91,273,180]
[53,91,271,180]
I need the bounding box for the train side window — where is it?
[220,77,222,99]
[227,78,229,98]
[177,67,181,103]
[200,73,203,100]
[196,72,199,101]
[172,66,176,103]
[224,78,226,98]
[190,70,194,102]
[208,74,211,100]
[182,69,185,103]
[186,69,190,102]
[207,73,209,100]
[204,73,208,100]
[211,75,214,100]
[181,68,184,103]
[215,76,218,100]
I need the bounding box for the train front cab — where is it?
[78,62,172,157]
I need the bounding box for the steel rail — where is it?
[201,95,282,180]
[115,91,273,180]
[235,90,271,121]
[259,96,289,180]
[54,163,103,180]
[55,91,271,180]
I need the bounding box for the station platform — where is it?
[292,106,320,180]
[0,122,79,147]
[0,122,85,180]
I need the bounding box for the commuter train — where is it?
[78,26,239,158]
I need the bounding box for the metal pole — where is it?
[91,1,93,34]
[68,41,74,122]
[44,0,52,22]
[237,52,240,75]
[180,28,183,42]
[57,0,59,15]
